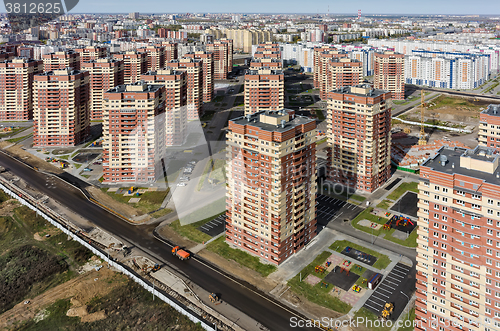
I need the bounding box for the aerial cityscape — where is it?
[0,2,500,331]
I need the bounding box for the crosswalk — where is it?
[363,263,411,315]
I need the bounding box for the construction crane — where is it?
[418,90,427,146]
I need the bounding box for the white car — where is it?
[177,182,187,187]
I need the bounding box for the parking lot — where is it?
[316,195,364,226]
[390,192,418,218]
[197,214,227,237]
[363,263,412,319]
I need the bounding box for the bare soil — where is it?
[280,289,342,320]
[87,186,148,221]
[0,143,64,174]
[156,223,199,250]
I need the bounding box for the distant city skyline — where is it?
[45,0,500,16]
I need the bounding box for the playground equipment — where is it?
[128,186,135,194]
[320,282,329,289]
[342,260,352,267]
[351,285,361,293]
[315,265,326,274]
[392,215,414,227]
[326,261,332,267]
[383,224,390,230]
[339,267,350,275]
[380,303,394,320]
[353,265,363,272]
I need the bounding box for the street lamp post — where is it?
[400,291,410,321]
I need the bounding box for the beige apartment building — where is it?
[226,109,317,265]
[112,51,148,85]
[74,46,107,68]
[42,51,80,71]
[33,69,90,147]
[184,51,214,103]
[374,51,405,100]
[141,69,188,146]
[206,39,233,80]
[0,58,43,121]
[313,45,339,88]
[102,82,166,184]
[137,45,166,72]
[415,146,500,331]
[249,58,283,70]
[244,69,284,115]
[320,58,363,100]
[81,58,124,120]
[479,104,500,152]
[224,29,272,53]
[326,85,392,193]
[315,50,349,100]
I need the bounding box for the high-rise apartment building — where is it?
[313,45,339,88]
[319,58,363,100]
[315,50,349,100]
[138,45,165,71]
[326,85,392,192]
[184,51,214,103]
[0,51,14,62]
[33,69,90,146]
[141,69,188,146]
[374,51,405,100]
[102,82,166,183]
[224,29,271,53]
[74,46,107,68]
[415,145,500,331]
[112,51,148,85]
[206,39,233,80]
[165,58,203,120]
[249,58,282,70]
[81,58,125,120]
[479,104,500,152]
[158,42,178,63]
[42,51,80,71]
[244,69,284,115]
[0,58,43,121]
[225,109,317,265]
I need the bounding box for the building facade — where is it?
[374,51,405,100]
[141,69,188,146]
[226,109,317,265]
[244,69,284,116]
[184,51,214,103]
[74,46,107,68]
[479,104,500,152]
[326,85,392,193]
[81,58,125,120]
[206,39,233,80]
[0,58,43,121]
[33,69,90,146]
[320,58,363,100]
[137,45,166,72]
[112,51,148,85]
[415,146,500,331]
[102,82,166,183]
[42,51,80,71]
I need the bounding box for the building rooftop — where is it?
[144,69,185,76]
[38,68,84,76]
[230,109,314,133]
[246,69,283,75]
[330,84,388,98]
[423,146,500,186]
[107,81,163,93]
[482,104,500,117]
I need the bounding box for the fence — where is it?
[393,117,472,133]
[0,179,215,331]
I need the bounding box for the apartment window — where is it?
[442,188,448,193]
[442,206,448,212]
[434,186,440,191]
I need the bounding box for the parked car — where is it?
[83,168,92,172]
[177,182,187,187]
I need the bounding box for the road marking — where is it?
[384,279,399,286]
[386,275,401,282]
[364,303,380,311]
[377,287,392,294]
[395,266,410,273]
[367,299,383,307]
[390,272,405,279]
[373,291,389,299]
[370,294,387,301]
[392,269,407,276]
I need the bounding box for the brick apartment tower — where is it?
[320,58,363,100]
[244,68,284,116]
[42,51,80,71]
[137,46,165,71]
[0,51,14,62]
[165,58,203,120]
[102,82,166,184]
[158,42,178,63]
[33,69,90,147]
[326,85,392,193]
[479,104,500,152]
[374,51,405,100]
[206,39,233,80]
[74,46,107,69]
[316,50,349,100]
[249,58,283,70]
[0,58,43,121]
[141,69,188,146]
[112,51,148,85]
[184,51,214,102]
[313,45,338,88]
[81,58,125,120]
[226,109,317,265]
[416,146,500,331]
[253,42,282,61]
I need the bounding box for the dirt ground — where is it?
[0,143,64,175]
[156,223,199,250]
[0,266,124,330]
[280,289,342,321]
[87,186,149,222]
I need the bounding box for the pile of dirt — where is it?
[67,297,106,323]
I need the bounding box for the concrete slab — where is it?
[358,219,383,230]
[107,187,118,193]
[304,274,321,286]
[128,198,141,203]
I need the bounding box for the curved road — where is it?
[0,152,314,331]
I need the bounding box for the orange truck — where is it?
[172,246,190,260]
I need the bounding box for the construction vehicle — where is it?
[209,293,221,305]
[142,263,161,273]
[172,246,190,260]
[380,302,394,320]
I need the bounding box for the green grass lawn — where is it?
[316,137,328,145]
[350,194,366,202]
[350,264,366,276]
[427,95,484,112]
[315,109,325,120]
[377,199,393,210]
[386,182,418,201]
[197,159,213,191]
[353,308,392,331]
[200,111,215,122]
[73,164,82,169]
[351,207,389,236]
[150,208,173,219]
[330,240,391,270]
[7,134,30,143]
[384,227,419,248]
[170,211,224,244]
[287,251,351,314]
[100,188,169,215]
[397,307,416,331]
[58,155,69,160]
[206,236,277,277]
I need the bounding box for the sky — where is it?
[75,0,500,15]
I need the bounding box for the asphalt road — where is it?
[0,152,315,331]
